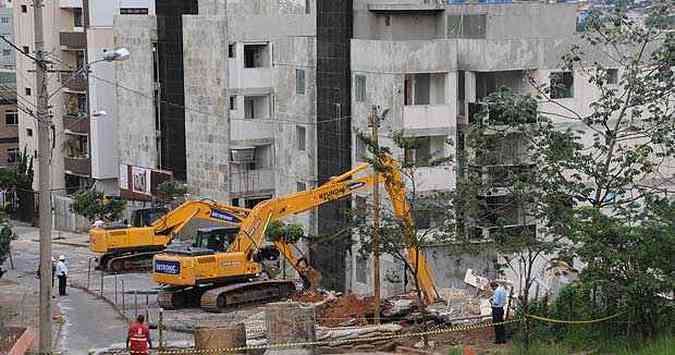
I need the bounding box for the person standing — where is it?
[56,255,68,296]
[490,281,508,344]
[127,315,152,355]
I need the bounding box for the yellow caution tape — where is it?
[98,312,624,354]
[525,311,625,325]
[105,319,521,354]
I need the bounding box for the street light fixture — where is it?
[101,47,131,63]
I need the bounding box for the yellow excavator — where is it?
[89,200,252,272]
[153,154,440,311]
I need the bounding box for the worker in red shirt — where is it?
[127,314,152,354]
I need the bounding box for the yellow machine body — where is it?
[153,153,441,306]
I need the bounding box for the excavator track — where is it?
[103,251,160,273]
[158,287,204,310]
[200,280,295,313]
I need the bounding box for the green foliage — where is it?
[265,221,304,243]
[157,180,188,202]
[70,190,127,222]
[14,147,33,190]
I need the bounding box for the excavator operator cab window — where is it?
[193,227,239,252]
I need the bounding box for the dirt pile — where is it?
[317,293,376,327]
[290,290,327,303]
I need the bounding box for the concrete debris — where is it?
[464,268,490,291]
[381,299,415,318]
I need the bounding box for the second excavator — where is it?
[89,200,252,272]
[153,153,440,311]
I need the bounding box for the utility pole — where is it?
[368,109,381,324]
[33,0,52,352]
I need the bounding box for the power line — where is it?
[0,35,39,62]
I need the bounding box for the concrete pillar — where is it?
[265,302,316,355]
[464,71,477,125]
[194,323,246,354]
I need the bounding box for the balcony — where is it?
[59,0,83,8]
[63,115,89,134]
[229,168,275,196]
[470,164,535,194]
[60,32,86,49]
[64,157,91,176]
[60,72,87,92]
[368,2,445,14]
[409,166,454,192]
[230,117,274,142]
[403,105,453,135]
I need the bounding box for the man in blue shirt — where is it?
[490,281,508,344]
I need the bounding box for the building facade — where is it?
[14,0,155,194]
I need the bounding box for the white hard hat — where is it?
[59,255,65,261]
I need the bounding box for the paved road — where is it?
[56,287,130,354]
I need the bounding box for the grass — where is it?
[501,335,675,355]
[447,335,675,355]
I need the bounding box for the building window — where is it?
[65,134,88,158]
[355,75,366,102]
[26,128,32,137]
[229,96,237,110]
[7,148,18,163]
[25,88,31,96]
[5,110,17,126]
[228,43,236,58]
[296,125,306,151]
[607,68,618,85]
[550,72,574,99]
[21,5,27,13]
[244,95,270,119]
[355,255,368,284]
[22,46,28,55]
[296,69,305,95]
[120,8,149,15]
[73,8,83,27]
[1,17,9,24]
[404,137,432,167]
[243,44,270,68]
[296,181,306,192]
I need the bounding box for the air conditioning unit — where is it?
[231,147,255,162]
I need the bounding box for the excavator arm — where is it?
[150,199,252,237]
[230,155,439,305]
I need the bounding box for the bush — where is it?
[70,190,126,222]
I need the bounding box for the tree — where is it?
[70,190,126,222]
[0,213,14,279]
[353,129,454,310]
[458,88,573,347]
[14,147,33,190]
[461,4,675,344]
[157,179,188,204]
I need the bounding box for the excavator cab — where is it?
[192,227,239,252]
[132,207,170,227]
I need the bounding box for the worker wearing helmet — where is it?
[127,315,152,354]
[55,255,68,296]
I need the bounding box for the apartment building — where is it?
[345,2,591,297]
[14,0,154,194]
[0,4,17,168]
[114,0,314,200]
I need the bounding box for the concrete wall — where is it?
[445,3,576,40]
[183,15,230,201]
[113,15,158,170]
[272,35,317,230]
[87,28,118,181]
